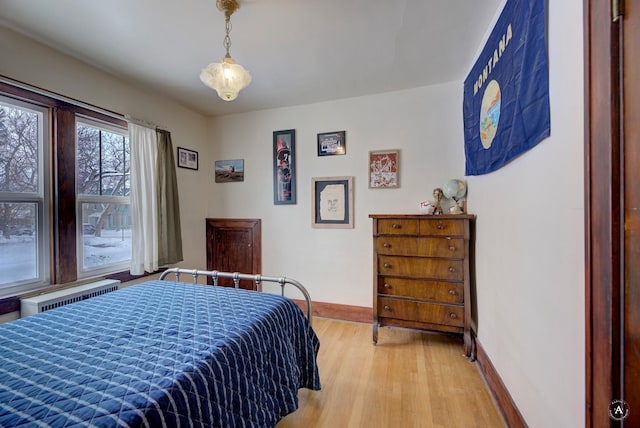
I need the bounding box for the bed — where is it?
[0,268,321,427]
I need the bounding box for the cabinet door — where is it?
[206,219,261,289]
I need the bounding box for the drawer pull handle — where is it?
[383,242,391,248]
[449,246,456,252]
[383,283,391,289]
[392,223,401,229]
[384,263,392,269]
[449,313,457,319]
[384,305,392,311]
[449,289,457,295]
[448,266,456,273]
[437,223,445,230]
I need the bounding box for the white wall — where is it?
[207,81,465,306]
[0,26,209,271]
[467,0,585,426]
[208,0,585,426]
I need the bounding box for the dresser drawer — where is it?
[377,277,463,304]
[375,236,464,258]
[378,297,464,328]
[376,219,417,235]
[378,255,464,280]
[419,219,467,237]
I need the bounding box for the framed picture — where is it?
[273,129,296,204]
[368,149,399,188]
[177,147,198,170]
[214,159,244,183]
[317,131,346,156]
[311,176,354,228]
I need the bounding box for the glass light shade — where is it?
[200,57,252,101]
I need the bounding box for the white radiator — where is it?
[20,279,120,317]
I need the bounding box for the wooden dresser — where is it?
[369,214,475,358]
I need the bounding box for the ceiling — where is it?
[0,0,502,117]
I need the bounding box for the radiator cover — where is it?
[20,279,120,317]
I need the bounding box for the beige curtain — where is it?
[155,129,183,266]
[129,123,159,275]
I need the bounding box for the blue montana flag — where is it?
[463,0,550,175]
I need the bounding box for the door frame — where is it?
[584,0,623,426]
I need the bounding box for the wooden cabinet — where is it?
[206,218,261,290]
[370,214,475,358]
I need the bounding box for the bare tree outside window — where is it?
[0,103,42,286]
[77,121,131,273]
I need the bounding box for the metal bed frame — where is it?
[159,268,313,324]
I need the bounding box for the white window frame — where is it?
[0,95,50,298]
[76,117,131,278]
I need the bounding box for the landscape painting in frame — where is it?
[215,159,244,183]
[368,149,399,188]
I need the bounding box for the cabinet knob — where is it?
[437,223,445,230]
[448,266,456,273]
[392,223,401,229]
[384,263,392,269]
[383,242,391,248]
[449,289,457,295]
[384,305,392,311]
[449,245,456,252]
[449,313,457,319]
[383,283,391,289]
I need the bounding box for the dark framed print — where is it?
[317,131,346,156]
[368,149,400,188]
[273,129,296,204]
[214,159,244,183]
[311,176,354,228]
[177,147,198,170]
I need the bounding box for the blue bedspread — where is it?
[0,280,321,427]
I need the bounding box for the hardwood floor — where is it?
[278,318,505,428]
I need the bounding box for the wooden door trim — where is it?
[205,218,262,275]
[584,0,622,426]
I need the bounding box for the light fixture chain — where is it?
[223,16,232,56]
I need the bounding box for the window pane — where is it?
[101,131,129,196]
[81,202,131,270]
[0,105,39,193]
[77,124,100,196]
[0,203,37,286]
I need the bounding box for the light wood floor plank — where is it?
[277,318,505,428]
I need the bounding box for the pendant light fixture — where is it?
[200,0,252,101]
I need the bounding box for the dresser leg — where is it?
[373,323,378,345]
[463,331,476,361]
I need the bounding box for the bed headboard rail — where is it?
[159,268,313,324]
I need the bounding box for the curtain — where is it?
[129,123,159,275]
[129,123,184,275]
[156,129,183,266]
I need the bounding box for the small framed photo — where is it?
[368,149,399,188]
[214,159,244,183]
[273,129,296,204]
[312,176,354,228]
[317,131,346,156]
[177,147,198,170]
